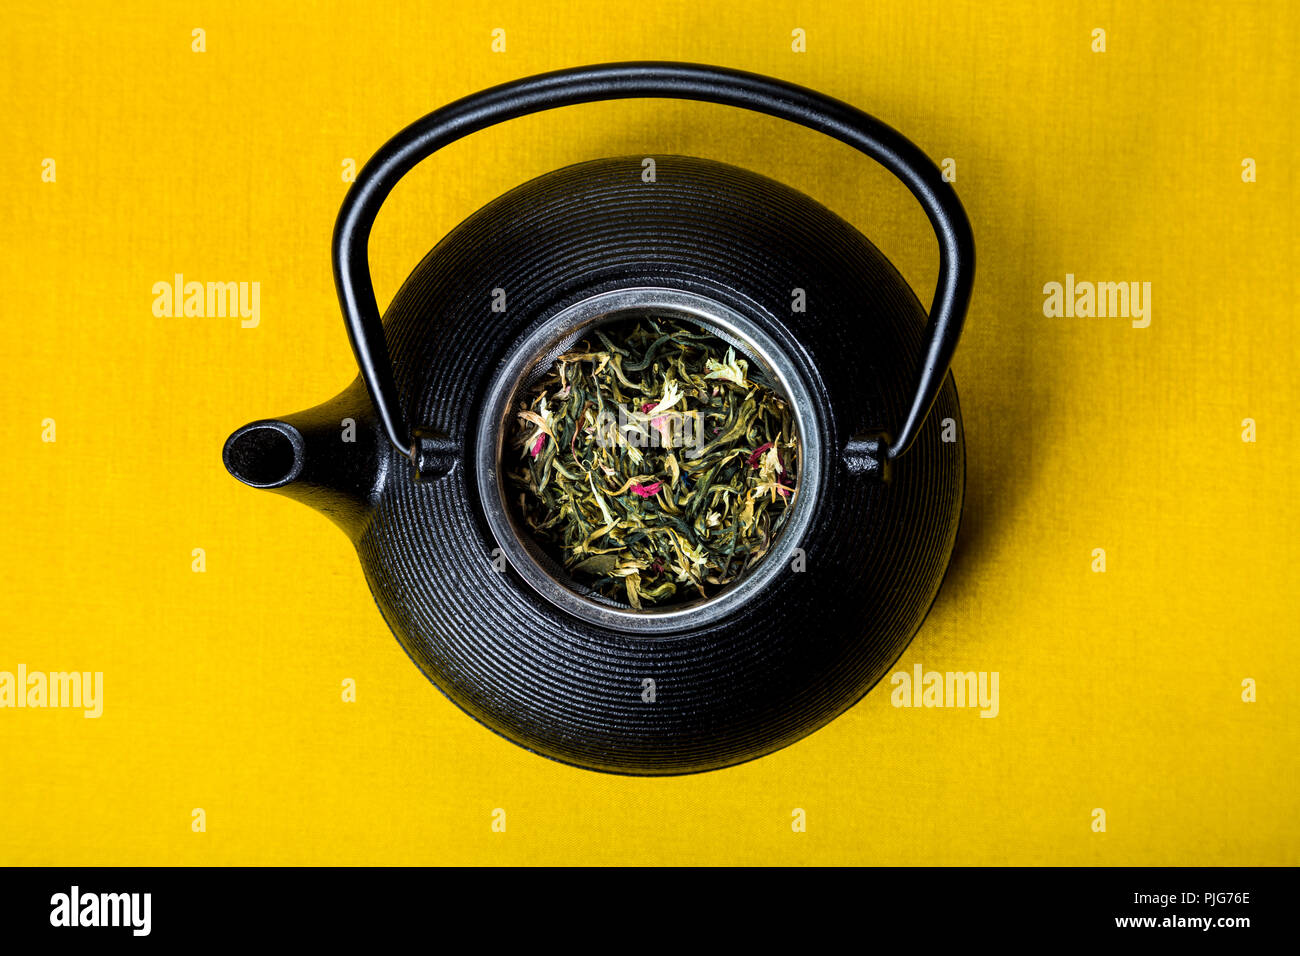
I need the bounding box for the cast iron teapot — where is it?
[223,62,974,774]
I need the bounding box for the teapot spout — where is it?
[222,379,389,538]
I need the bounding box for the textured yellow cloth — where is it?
[1,0,1295,864]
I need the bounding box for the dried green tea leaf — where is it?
[507,317,799,607]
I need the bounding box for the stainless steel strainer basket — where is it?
[475,287,823,634]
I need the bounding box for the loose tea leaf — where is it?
[507,317,799,608]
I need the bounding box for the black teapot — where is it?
[223,62,974,774]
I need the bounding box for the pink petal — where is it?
[747,442,773,468]
[631,481,661,498]
[530,434,546,458]
[641,401,657,413]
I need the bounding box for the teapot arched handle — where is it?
[334,61,974,468]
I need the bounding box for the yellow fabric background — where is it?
[2,0,1296,865]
